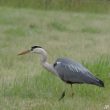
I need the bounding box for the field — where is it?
[0,0,110,13]
[0,7,110,110]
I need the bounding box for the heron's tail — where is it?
[95,78,104,87]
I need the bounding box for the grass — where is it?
[0,7,110,110]
[0,0,110,13]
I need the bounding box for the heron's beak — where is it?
[18,50,31,55]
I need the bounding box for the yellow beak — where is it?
[18,50,31,55]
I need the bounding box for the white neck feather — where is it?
[38,49,57,76]
[39,49,48,63]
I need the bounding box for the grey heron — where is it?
[18,45,104,100]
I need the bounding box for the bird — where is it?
[18,45,104,100]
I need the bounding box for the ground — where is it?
[0,7,110,110]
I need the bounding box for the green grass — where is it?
[0,7,110,110]
[0,0,110,13]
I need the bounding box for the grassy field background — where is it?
[0,0,110,13]
[0,6,110,110]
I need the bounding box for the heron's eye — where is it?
[31,48,34,51]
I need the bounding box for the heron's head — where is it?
[18,45,47,55]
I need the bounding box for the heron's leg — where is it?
[59,90,66,101]
[70,84,74,97]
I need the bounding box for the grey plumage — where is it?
[54,58,104,87]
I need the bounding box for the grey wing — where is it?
[54,58,99,84]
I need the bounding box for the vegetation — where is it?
[0,6,110,110]
[0,0,110,13]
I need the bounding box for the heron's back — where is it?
[53,58,104,87]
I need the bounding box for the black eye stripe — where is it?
[31,46,42,51]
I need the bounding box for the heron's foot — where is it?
[59,91,65,101]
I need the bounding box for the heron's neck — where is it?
[39,50,57,76]
[39,50,48,63]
